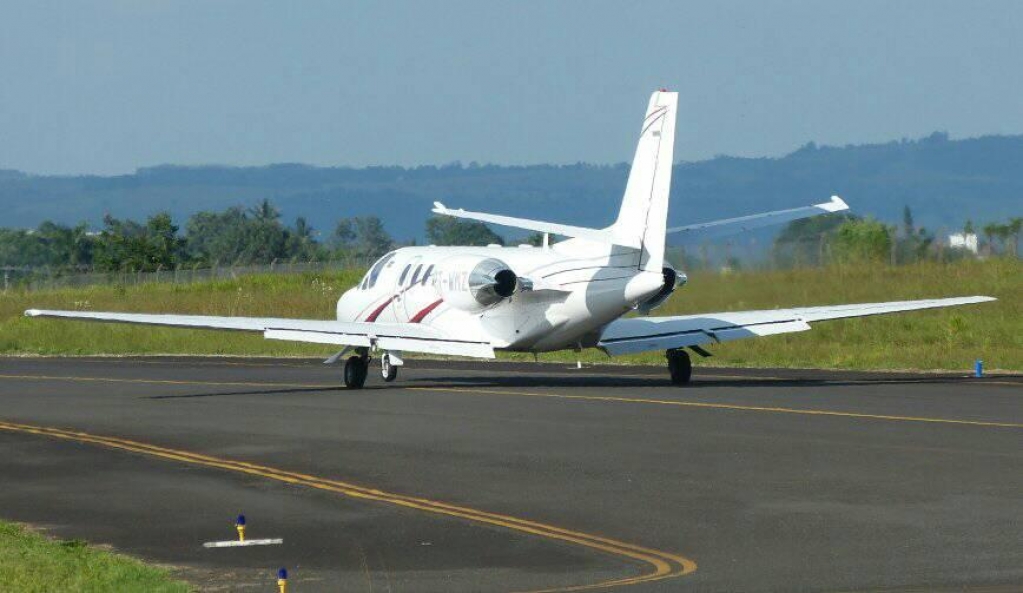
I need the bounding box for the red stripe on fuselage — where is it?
[364,296,395,322]
[409,299,443,323]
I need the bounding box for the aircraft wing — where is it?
[667,196,849,241]
[597,296,995,356]
[23,309,495,358]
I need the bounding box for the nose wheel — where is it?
[381,353,398,382]
[666,349,692,385]
[343,355,369,389]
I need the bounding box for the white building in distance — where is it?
[948,232,979,254]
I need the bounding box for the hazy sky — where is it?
[2,1,1022,175]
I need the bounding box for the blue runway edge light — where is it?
[975,360,984,378]
[236,514,246,526]
[278,567,288,579]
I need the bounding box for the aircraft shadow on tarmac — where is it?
[142,373,1021,399]
[404,373,1019,390]
[147,386,343,399]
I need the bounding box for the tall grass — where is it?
[1,260,1018,370]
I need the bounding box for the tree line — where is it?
[2,199,1017,273]
[0,199,506,272]
[768,207,1021,268]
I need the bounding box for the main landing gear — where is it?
[666,348,692,385]
[343,353,369,389]
[342,350,400,389]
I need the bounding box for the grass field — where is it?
[0,521,189,592]
[1,260,1019,371]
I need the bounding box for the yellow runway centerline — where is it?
[0,419,696,592]
[408,386,1023,429]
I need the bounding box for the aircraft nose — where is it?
[336,289,358,321]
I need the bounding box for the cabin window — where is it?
[410,264,423,285]
[363,252,395,290]
[398,264,411,285]
[421,264,434,285]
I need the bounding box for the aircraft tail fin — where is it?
[611,90,677,271]
[431,90,678,258]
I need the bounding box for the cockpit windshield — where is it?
[360,252,396,290]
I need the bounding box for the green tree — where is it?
[893,206,935,264]
[902,205,914,239]
[981,222,1004,256]
[34,221,96,268]
[0,229,48,266]
[185,203,291,265]
[772,212,857,267]
[831,218,893,264]
[146,213,186,265]
[352,216,393,257]
[285,217,320,260]
[94,212,183,271]
[425,216,504,246]
[522,232,546,247]
[250,199,279,223]
[185,207,250,264]
[331,219,356,250]
[1007,217,1022,258]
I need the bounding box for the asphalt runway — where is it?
[0,356,1021,592]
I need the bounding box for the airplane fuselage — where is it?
[24,90,996,390]
[335,241,666,353]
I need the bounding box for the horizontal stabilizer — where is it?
[432,202,640,248]
[599,295,995,356]
[668,196,849,241]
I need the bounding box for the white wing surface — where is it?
[667,196,849,241]
[23,309,495,358]
[598,296,995,356]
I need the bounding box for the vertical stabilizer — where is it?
[611,90,677,271]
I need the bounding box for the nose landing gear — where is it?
[666,349,692,385]
[381,353,399,382]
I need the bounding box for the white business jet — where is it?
[26,91,994,388]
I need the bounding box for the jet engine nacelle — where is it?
[436,255,519,312]
[637,265,686,314]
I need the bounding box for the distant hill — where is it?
[1,132,1021,241]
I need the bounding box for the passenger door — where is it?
[391,256,419,322]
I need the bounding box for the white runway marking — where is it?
[202,538,283,548]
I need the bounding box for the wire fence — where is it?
[2,258,377,293]
[0,231,990,294]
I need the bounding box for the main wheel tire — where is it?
[667,349,692,385]
[344,355,368,389]
[381,354,398,382]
